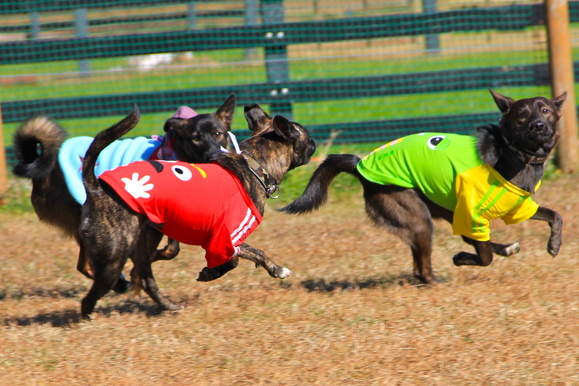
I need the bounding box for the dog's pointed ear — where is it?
[244,103,272,133]
[164,118,187,133]
[215,94,236,129]
[489,89,516,114]
[552,91,567,119]
[272,115,299,142]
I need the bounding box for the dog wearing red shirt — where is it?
[100,161,262,270]
[78,104,316,318]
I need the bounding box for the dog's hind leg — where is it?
[197,243,292,282]
[137,263,181,311]
[76,235,131,293]
[132,228,181,311]
[364,186,437,284]
[151,237,180,262]
[81,252,129,319]
[75,237,94,279]
[530,206,562,257]
[130,233,178,296]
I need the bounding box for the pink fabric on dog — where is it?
[172,106,197,119]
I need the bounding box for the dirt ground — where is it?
[0,172,578,385]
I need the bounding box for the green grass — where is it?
[0,43,553,141]
[1,178,34,213]
[1,85,552,143]
[1,49,549,102]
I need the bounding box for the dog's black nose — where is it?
[307,138,316,157]
[532,121,546,131]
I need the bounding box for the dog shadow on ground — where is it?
[300,272,451,293]
[0,284,89,301]
[3,302,170,328]
[1,285,196,327]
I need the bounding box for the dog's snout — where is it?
[528,119,553,140]
[307,138,316,157]
[532,121,546,131]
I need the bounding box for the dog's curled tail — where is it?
[82,105,141,193]
[280,154,361,214]
[12,116,67,180]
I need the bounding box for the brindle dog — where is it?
[281,89,566,284]
[12,95,236,289]
[78,104,315,318]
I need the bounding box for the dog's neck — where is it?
[241,152,280,199]
[476,125,549,193]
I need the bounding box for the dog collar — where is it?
[511,144,549,165]
[241,152,280,199]
[501,135,549,165]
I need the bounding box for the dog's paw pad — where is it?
[278,267,292,279]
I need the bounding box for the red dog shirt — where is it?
[99,160,262,268]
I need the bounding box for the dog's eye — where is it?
[542,108,550,114]
[171,165,193,181]
[518,112,528,119]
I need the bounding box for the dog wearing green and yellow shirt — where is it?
[282,89,566,284]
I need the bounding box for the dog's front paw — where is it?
[453,252,482,266]
[276,267,292,279]
[547,239,561,257]
[505,242,520,256]
[197,258,239,282]
[197,267,220,282]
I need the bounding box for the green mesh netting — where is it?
[0,0,570,167]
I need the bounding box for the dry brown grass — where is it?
[1,173,578,385]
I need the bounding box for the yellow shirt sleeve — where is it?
[501,197,539,224]
[451,164,539,242]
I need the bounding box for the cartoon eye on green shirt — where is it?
[357,133,539,241]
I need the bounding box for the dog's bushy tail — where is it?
[280,154,361,214]
[12,116,67,180]
[82,105,141,194]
